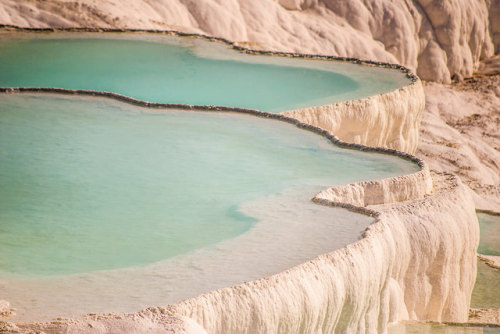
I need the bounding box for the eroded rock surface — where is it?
[418,74,500,212]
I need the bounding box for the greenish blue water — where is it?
[0,95,418,277]
[389,322,499,334]
[477,213,500,256]
[0,35,408,112]
[473,212,500,309]
[472,260,500,308]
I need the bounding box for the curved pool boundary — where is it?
[0,27,480,333]
[0,86,432,207]
[0,25,425,154]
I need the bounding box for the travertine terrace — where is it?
[0,0,498,333]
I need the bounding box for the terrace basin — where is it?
[0,94,418,321]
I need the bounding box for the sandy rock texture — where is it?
[469,308,500,326]
[478,254,500,270]
[0,300,14,319]
[0,0,496,83]
[417,74,500,212]
[12,309,208,334]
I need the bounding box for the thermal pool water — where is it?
[471,213,500,311]
[0,33,410,112]
[0,94,418,321]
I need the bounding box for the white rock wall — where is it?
[284,80,425,154]
[0,0,496,82]
[314,161,432,207]
[168,173,477,333]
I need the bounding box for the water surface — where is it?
[0,33,418,321]
[477,213,500,256]
[0,94,418,277]
[389,322,499,334]
[471,261,500,308]
[0,33,410,112]
[472,213,500,309]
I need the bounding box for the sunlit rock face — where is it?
[285,80,425,154]
[170,173,477,333]
[0,0,495,83]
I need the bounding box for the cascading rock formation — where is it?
[0,11,486,333]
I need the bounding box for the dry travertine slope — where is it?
[420,73,500,212]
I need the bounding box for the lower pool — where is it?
[0,94,418,321]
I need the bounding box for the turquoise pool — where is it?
[0,94,418,277]
[0,33,410,112]
[0,33,419,321]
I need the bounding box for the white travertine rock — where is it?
[15,311,207,334]
[478,254,500,270]
[314,163,432,207]
[0,300,14,318]
[0,0,496,83]
[167,173,477,333]
[12,172,478,333]
[0,1,491,332]
[284,80,425,154]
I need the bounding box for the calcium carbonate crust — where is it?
[0,29,480,333]
[167,173,476,334]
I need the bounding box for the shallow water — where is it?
[0,94,420,320]
[472,212,500,309]
[0,33,418,321]
[471,260,500,308]
[477,213,500,256]
[0,33,410,112]
[0,94,418,277]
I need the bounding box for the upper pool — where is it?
[0,33,411,112]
